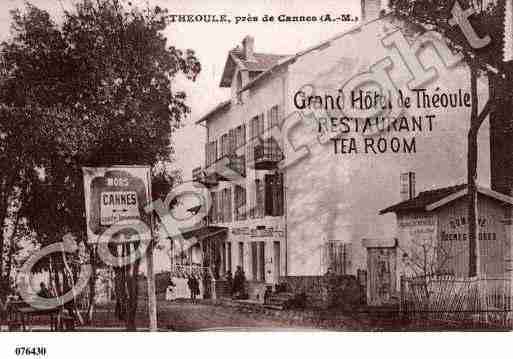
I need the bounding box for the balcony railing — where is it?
[192,166,204,182]
[254,139,283,170]
[228,155,246,177]
[192,166,220,187]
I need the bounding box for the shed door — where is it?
[367,247,397,306]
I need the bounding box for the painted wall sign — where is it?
[441,216,497,242]
[82,166,151,243]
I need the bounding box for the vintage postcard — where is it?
[0,0,512,342]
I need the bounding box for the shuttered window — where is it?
[205,140,218,167]
[267,105,281,129]
[264,173,284,216]
[255,179,264,218]
[235,185,247,221]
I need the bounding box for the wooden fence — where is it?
[400,275,512,328]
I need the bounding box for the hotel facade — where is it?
[176,0,513,301]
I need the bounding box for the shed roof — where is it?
[380,184,513,214]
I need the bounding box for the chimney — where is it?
[400,172,416,201]
[242,35,255,62]
[504,0,513,62]
[361,0,382,21]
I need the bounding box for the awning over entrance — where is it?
[182,226,228,240]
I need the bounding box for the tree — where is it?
[389,0,512,277]
[1,0,200,329]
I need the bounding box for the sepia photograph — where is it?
[0,1,512,350]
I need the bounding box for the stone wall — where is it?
[280,275,364,309]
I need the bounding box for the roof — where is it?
[380,184,513,214]
[195,100,231,124]
[196,51,288,124]
[234,50,289,71]
[219,48,289,88]
[197,12,414,125]
[238,13,406,93]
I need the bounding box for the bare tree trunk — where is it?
[467,62,494,278]
[86,245,97,324]
[468,63,480,278]
[112,242,141,330]
[126,242,141,331]
[0,207,7,299]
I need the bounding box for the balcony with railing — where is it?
[193,154,246,187]
[192,166,221,188]
[253,139,283,170]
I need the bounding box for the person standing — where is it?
[232,266,246,299]
[187,275,195,302]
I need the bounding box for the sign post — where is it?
[146,240,158,331]
[82,165,157,331]
[146,170,158,332]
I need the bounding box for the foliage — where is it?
[390,0,507,72]
[0,0,201,324]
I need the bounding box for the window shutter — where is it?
[256,179,264,218]
[264,175,273,216]
[275,173,284,216]
[258,113,265,135]
[211,192,217,223]
[230,129,236,155]
[227,188,232,222]
[217,191,222,223]
[205,143,209,167]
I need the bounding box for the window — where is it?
[267,105,281,130]
[259,242,265,281]
[229,125,246,176]
[227,242,232,273]
[251,242,258,280]
[221,133,229,158]
[255,179,264,218]
[211,188,232,223]
[234,185,247,221]
[210,191,218,224]
[248,114,264,163]
[235,124,246,149]
[205,140,218,167]
[265,173,284,216]
[228,129,236,155]
[209,191,229,223]
[238,242,244,269]
[224,188,232,222]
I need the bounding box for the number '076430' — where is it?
[14,347,47,356]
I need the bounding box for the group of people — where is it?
[224,266,247,299]
[186,275,200,301]
[168,265,247,302]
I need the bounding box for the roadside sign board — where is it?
[82,166,151,243]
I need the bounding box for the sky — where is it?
[0,0,363,272]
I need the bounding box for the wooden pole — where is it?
[146,166,158,332]
[145,239,157,331]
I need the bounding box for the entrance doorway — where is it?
[363,239,397,306]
